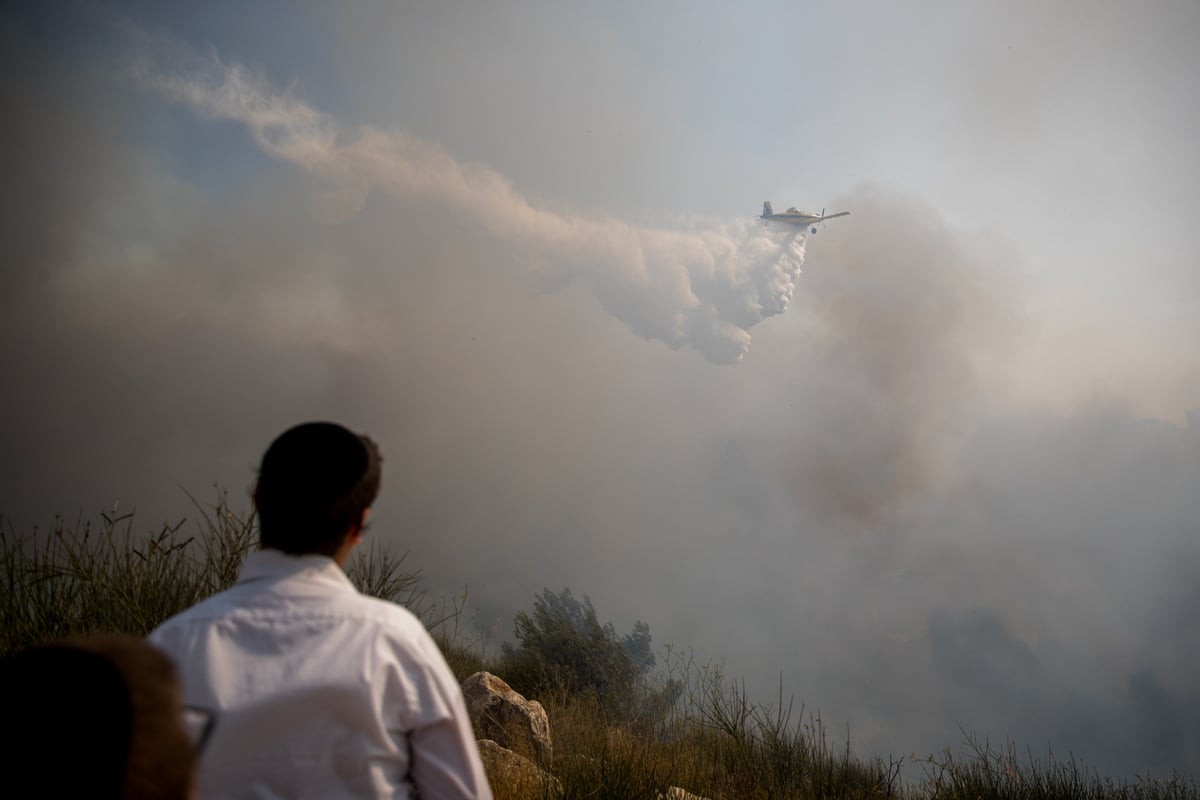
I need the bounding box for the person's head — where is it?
[253,421,382,557]
[0,635,199,799]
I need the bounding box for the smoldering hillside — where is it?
[2,13,1198,778]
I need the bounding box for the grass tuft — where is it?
[1,489,255,654]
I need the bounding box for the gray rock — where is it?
[658,787,709,800]
[476,739,561,796]
[462,671,552,764]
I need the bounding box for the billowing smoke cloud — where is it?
[768,188,1016,526]
[135,42,806,365]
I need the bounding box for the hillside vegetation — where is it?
[2,494,1195,800]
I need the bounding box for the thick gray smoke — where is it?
[767,188,1015,527]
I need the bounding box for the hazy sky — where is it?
[3,0,1198,778]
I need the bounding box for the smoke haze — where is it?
[2,1,1198,779]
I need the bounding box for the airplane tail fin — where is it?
[762,201,773,218]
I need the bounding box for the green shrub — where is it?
[501,588,654,707]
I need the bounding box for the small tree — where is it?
[620,619,656,676]
[503,588,654,708]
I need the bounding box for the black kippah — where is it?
[258,421,369,500]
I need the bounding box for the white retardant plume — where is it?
[139,54,806,364]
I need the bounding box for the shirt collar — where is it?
[237,548,357,591]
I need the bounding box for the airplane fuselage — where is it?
[761,201,849,232]
[764,210,823,224]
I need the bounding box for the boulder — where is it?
[476,739,561,797]
[462,671,552,764]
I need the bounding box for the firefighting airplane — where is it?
[761,201,849,234]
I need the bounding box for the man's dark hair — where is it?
[253,422,382,556]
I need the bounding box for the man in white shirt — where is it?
[151,422,492,799]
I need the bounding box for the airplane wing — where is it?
[817,212,850,222]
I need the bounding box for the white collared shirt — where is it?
[150,549,492,800]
